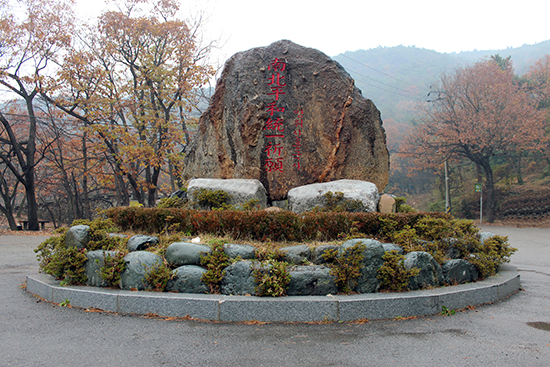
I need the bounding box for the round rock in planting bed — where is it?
[382,243,403,255]
[220,260,256,295]
[405,251,444,290]
[312,244,338,265]
[127,235,159,252]
[223,243,256,260]
[65,225,90,250]
[280,244,311,265]
[442,259,479,285]
[287,265,337,296]
[165,242,211,267]
[166,265,209,293]
[341,239,385,293]
[120,251,163,291]
[85,250,120,287]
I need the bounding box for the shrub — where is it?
[34,229,88,285]
[200,241,231,294]
[316,191,366,212]
[377,250,420,291]
[99,252,126,288]
[143,261,174,292]
[193,188,231,210]
[253,259,291,297]
[468,235,517,278]
[322,242,366,294]
[157,196,187,209]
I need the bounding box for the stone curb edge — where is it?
[26,264,520,322]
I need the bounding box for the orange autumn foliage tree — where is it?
[0,0,74,230]
[48,0,215,207]
[403,59,546,222]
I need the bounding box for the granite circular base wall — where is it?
[26,265,520,323]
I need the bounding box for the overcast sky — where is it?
[77,0,549,65]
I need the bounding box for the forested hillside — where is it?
[333,41,550,222]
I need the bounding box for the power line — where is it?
[339,54,417,87]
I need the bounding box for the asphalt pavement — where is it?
[0,225,549,367]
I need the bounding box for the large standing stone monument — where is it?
[183,40,389,201]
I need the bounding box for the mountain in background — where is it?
[333,40,550,131]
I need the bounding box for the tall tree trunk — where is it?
[480,159,496,223]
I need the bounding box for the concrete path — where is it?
[1,226,549,366]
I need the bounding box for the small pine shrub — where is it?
[34,230,88,285]
[157,196,186,209]
[193,188,231,210]
[253,259,291,297]
[200,241,231,294]
[377,250,420,291]
[99,252,126,287]
[316,191,366,212]
[143,261,174,292]
[468,235,517,278]
[322,242,366,294]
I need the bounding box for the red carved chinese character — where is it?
[265,157,284,173]
[292,160,301,169]
[268,58,286,72]
[265,117,285,132]
[265,101,284,116]
[265,142,283,157]
[294,109,304,117]
[268,73,286,87]
[267,86,285,101]
[293,129,301,137]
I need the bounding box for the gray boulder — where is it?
[340,238,385,293]
[288,180,380,214]
[165,242,211,267]
[85,250,120,287]
[166,265,209,293]
[65,225,90,249]
[404,251,444,290]
[220,260,256,295]
[442,259,479,285]
[120,251,163,290]
[382,243,404,255]
[312,245,338,265]
[127,235,159,252]
[280,245,311,265]
[187,178,267,210]
[182,40,390,201]
[223,243,256,260]
[287,265,337,295]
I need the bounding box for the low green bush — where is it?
[322,242,366,294]
[377,250,420,291]
[252,259,291,297]
[200,241,231,294]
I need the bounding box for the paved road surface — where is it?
[0,225,549,366]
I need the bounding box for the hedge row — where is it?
[104,207,452,242]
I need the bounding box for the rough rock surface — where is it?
[183,40,389,201]
[220,260,257,295]
[65,225,90,249]
[287,179,379,213]
[187,178,267,209]
[312,245,338,265]
[165,242,211,267]
[127,235,159,252]
[120,251,163,291]
[280,244,311,264]
[442,259,479,284]
[287,265,337,295]
[340,238,385,293]
[382,243,404,255]
[166,265,209,293]
[223,243,256,260]
[378,194,396,213]
[84,250,119,287]
[404,251,444,290]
